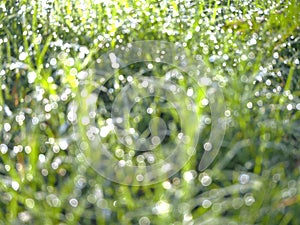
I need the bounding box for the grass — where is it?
[0,0,300,224]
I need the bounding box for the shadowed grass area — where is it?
[0,0,299,224]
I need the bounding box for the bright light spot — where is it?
[67,111,77,122]
[245,195,255,206]
[28,71,37,84]
[139,216,150,225]
[32,117,39,125]
[100,125,113,137]
[44,104,52,112]
[273,52,279,59]
[200,175,212,186]
[201,98,209,106]
[209,55,217,63]
[77,71,88,80]
[249,38,257,46]
[50,58,57,66]
[154,201,170,214]
[187,88,194,96]
[115,149,124,158]
[184,213,193,222]
[12,181,20,191]
[5,165,11,171]
[223,54,229,60]
[287,104,293,111]
[124,136,133,145]
[202,199,212,208]
[19,52,28,61]
[119,160,126,167]
[147,63,153,69]
[0,144,8,154]
[112,63,119,69]
[66,58,75,67]
[183,171,195,182]
[39,154,46,163]
[162,181,172,190]
[225,110,231,117]
[151,136,161,145]
[24,146,31,154]
[147,107,153,114]
[247,102,253,109]
[4,123,11,132]
[16,113,25,125]
[69,198,78,207]
[162,163,172,172]
[136,174,144,181]
[18,212,31,222]
[204,142,212,151]
[58,139,68,150]
[239,174,250,184]
[25,198,35,208]
[241,54,247,61]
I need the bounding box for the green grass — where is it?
[0,0,300,224]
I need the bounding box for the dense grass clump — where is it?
[0,0,299,224]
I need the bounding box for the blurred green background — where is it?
[0,0,299,224]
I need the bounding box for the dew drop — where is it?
[245,195,255,206]
[239,174,250,184]
[58,139,68,150]
[18,212,31,222]
[19,52,28,61]
[139,216,150,225]
[0,144,8,154]
[69,198,78,207]
[183,171,195,182]
[287,104,293,111]
[273,52,279,59]
[4,123,11,132]
[204,142,212,151]
[25,198,35,209]
[200,175,212,186]
[247,102,253,109]
[12,181,20,191]
[136,174,144,181]
[202,199,212,208]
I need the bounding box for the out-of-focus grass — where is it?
[0,0,299,224]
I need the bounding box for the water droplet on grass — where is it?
[245,195,255,206]
[239,174,250,184]
[287,104,293,111]
[18,212,31,222]
[204,142,212,151]
[154,201,170,214]
[12,181,20,191]
[200,174,212,186]
[4,123,11,132]
[202,199,212,208]
[25,198,35,208]
[19,52,28,61]
[273,52,279,59]
[0,144,8,154]
[58,139,68,150]
[139,217,151,225]
[247,102,253,109]
[68,197,78,208]
[136,174,144,181]
[183,171,195,182]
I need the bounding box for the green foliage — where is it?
[0,0,299,224]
